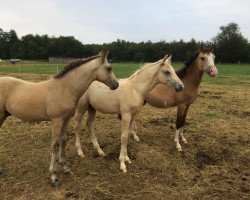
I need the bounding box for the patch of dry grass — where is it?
[0,74,249,199]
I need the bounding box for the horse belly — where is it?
[7,102,49,121]
[90,94,120,114]
[12,113,48,122]
[6,90,49,121]
[146,92,176,108]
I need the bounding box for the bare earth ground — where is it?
[0,73,249,200]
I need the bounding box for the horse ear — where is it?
[161,54,168,65]
[168,55,172,63]
[98,50,104,56]
[211,44,214,53]
[101,50,109,62]
[104,50,109,58]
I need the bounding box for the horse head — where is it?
[197,45,218,77]
[96,50,119,90]
[158,55,184,92]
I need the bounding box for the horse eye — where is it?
[201,57,205,61]
[164,70,170,75]
[106,67,112,72]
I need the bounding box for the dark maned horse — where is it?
[132,47,218,151]
[0,51,119,186]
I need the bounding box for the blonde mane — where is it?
[129,60,162,79]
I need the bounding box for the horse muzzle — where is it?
[109,80,119,90]
[174,84,184,92]
[208,66,218,77]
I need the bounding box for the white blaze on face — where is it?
[206,53,218,77]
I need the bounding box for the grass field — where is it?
[0,60,250,86]
[0,60,249,199]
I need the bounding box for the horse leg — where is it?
[87,107,105,156]
[119,113,132,173]
[74,102,89,157]
[0,110,10,126]
[58,119,70,174]
[119,114,139,141]
[179,105,190,144]
[0,112,10,178]
[130,118,140,142]
[175,104,190,151]
[50,118,64,187]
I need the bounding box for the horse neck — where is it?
[183,60,204,90]
[56,61,98,101]
[129,64,160,98]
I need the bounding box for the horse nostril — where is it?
[175,84,183,92]
[115,82,119,89]
[111,81,119,90]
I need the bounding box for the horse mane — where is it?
[129,60,161,79]
[54,55,100,79]
[176,48,212,79]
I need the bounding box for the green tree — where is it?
[9,29,20,58]
[0,29,20,59]
[213,22,249,63]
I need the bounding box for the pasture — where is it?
[0,61,249,199]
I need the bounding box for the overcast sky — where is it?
[0,0,249,44]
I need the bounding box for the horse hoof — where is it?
[177,148,183,152]
[99,152,106,157]
[78,150,85,158]
[0,171,6,178]
[63,167,71,174]
[51,179,60,187]
[78,153,85,158]
[121,168,127,173]
[126,160,132,164]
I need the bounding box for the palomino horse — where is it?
[132,47,218,151]
[0,51,119,186]
[74,55,184,173]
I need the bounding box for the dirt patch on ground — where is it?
[0,74,249,199]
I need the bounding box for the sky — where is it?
[0,0,249,44]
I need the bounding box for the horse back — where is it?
[0,77,51,121]
[0,77,24,102]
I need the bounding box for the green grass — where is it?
[203,63,250,86]
[202,111,221,119]
[0,61,65,75]
[0,60,249,86]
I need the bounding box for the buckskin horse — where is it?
[0,51,119,186]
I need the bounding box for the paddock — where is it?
[0,72,249,199]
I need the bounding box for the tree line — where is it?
[0,22,249,63]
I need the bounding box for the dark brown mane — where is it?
[54,55,100,79]
[176,48,212,79]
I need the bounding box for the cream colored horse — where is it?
[74,55,184,173]
[0,51,119,186]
